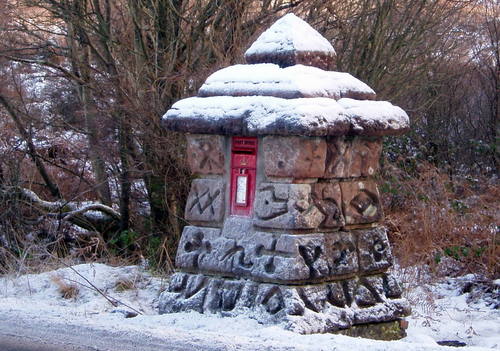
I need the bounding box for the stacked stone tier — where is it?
[163,133,411,334]
[177,224,392,284]
[159,271,410,334]
[185,134,384,229]
[181,134,390,285]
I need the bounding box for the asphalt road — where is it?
[0,313,222,351]
[0,334,94,351]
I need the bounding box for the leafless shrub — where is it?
[381,161,499,279]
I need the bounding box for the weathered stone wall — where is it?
[160,133,409,334]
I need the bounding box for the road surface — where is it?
[0,313,224,351]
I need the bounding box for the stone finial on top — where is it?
[245,13,336,70]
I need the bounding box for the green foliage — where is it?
[147,236,162,268]
[109,230,139,251]
[450,199,469,214]
[435,245,488,264]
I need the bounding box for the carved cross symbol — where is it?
[196,139,223,171]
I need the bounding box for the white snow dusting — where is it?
[164,95,409,135]
[199,64,375,99]
[245,13,335,56]
[0,264,498,350]
[338,98,411,132]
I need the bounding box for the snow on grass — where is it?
[0,264,498,350]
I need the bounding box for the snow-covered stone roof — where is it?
[198,64,375,100]
[244,13,335,69]
[164,96,408,137]
[161,13,410,137]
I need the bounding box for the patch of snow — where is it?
[338,98,410,133]
[1,264,498,350]
[199,64,375,99]
[404,274,500,349]
[164,95,409,136]
[245,13,335,56]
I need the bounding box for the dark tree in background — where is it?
[0,0,498,273]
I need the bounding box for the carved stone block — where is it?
[185,179,225,223]
[176,226,220,270]
[356,227,393,273]
[263,136,326,179]
[175,224,359,283]
[186,134,225,175]
[340,180,383,225]
[158,272,411,334]
[254,183,324,229]
[312,183,345,228]
[326,232,358,276]
[325,137,382,178]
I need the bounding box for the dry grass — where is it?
[51,274,79,299]
[114,278,136,292]
[381,162,499,279]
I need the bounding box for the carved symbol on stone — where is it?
[184,275,207,299]
[350,190,378,217]
[297,287,321,312]
[255,238,292,274]
[221,282,243,311]
[355,277,384,308]
[255,186,288,220]
[183,231,212,268]
[188,137,224,173]
[197,139,223,171]
[357,228,392,272]
[325,138,349,177]
[188,187,221,216]
[332,240,355,269]
[372,239,386,262]
[304,143,324,172]
[221,244,253,269]
[298,244,324,279]
[327,282,347,308]
[261,286,284,315]
[382,274,402,298]
[312,184,344,228]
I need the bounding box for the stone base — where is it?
[158,272,411,335]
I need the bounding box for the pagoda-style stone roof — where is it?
[198,64,376,100]
[162,13,410,137]
[244,13,336,69]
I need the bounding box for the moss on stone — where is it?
[335,320,407,341]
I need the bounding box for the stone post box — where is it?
[159,13,411,337]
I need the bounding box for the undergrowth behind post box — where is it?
[381,161,499,279]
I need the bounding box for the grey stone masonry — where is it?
[159,271,410,334]
[175,225,392,284]
[160,13,410,337]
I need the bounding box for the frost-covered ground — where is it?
[0,264,498,350]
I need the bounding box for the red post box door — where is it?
[230,137,257,216]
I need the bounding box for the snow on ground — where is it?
[0,263,498,350]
